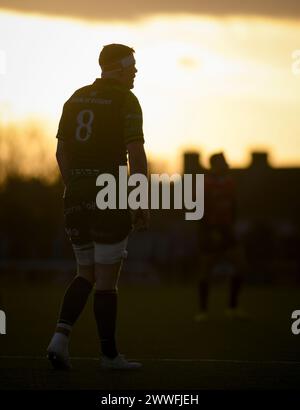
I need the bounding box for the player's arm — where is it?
[127,141,147,176]
[56,139,70,186]
[123,91,149,230]
[232,198,238,223]
[55,103,70,185]
[230,179,238,222]
[127,141,150,230]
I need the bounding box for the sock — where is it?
[57,276,93,330]
[94,290,118,359]
[229,275,243,309]
[198,280,209,312]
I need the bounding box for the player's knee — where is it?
[234,270,246,281]
[199,273,210,283]
[94,262,121,290]
[77,265,95,285]
[199,259,214,281]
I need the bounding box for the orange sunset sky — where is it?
[0,1,300,176]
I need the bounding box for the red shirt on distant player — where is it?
[204,173,236,227]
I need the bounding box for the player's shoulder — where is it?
[123,90,142,111]
[62,84,93,106]
[70,84,94,98]
[205,173,215,185]
[126,90,140,102]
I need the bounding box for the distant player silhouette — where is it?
[195,152,247,321]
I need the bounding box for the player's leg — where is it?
[47,244,95,370]
[54,244,95,337]
[93,239,141,369]
[94,264,122,361]
[195,225,222,321]
[47,203,95,369]
[225,245,248,318]
[195,252,215,321]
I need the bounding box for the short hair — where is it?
[99,43,135,71]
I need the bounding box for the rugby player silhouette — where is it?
[195,153,247,321]
[47,44,149,369]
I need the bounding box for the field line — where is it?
[0,355,300,366]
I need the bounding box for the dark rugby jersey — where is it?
[56,78,144,199]
[204,174,236,226]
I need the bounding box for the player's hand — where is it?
[131,209,150,231]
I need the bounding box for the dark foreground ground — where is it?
[0,276,300,391]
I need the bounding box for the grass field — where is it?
[1,275,300,390]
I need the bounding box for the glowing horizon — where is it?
[0,9,300,176]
